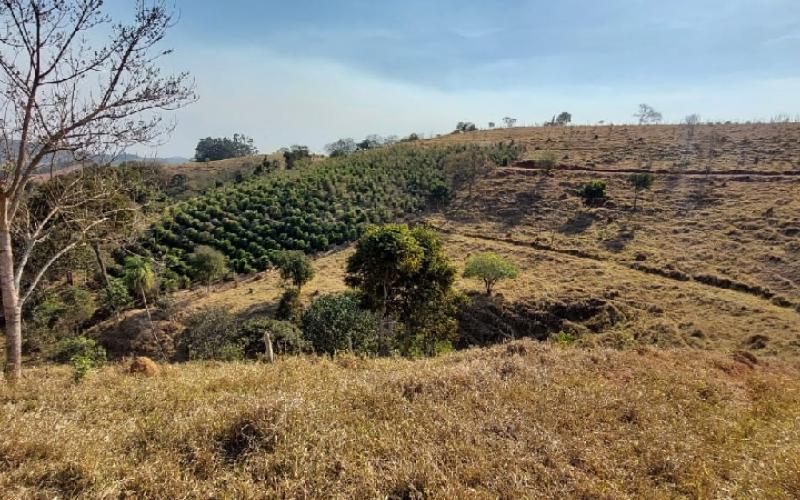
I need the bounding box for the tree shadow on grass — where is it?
[558,212,597,235]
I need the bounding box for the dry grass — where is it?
[429,123,800,174]
[2,341,799,498]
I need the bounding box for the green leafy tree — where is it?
[346,224,458,355]
[301,292,379,355]
[276,250,314,290]
[627,172,654,211]
[345,224,424,321]
[463,253,519,295]
[190,245,228,287]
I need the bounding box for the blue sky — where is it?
[107,0,800,156]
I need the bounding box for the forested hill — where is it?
[139,142,522,283]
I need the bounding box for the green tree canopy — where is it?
[345,224,458,355]
[345,224,424,316]
[463,252,519,295]
[123,256,156,303]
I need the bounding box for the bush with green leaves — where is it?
[239,318,308,356]
[302,292,379,355]
[276,288,302,323]
[179,307,244,361]
[276,250,314,290]
[102,278,133,315]
[576,180,608,206]
[463,253,519,295]
[54,336,107,381]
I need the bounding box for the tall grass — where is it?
[1,341,798,498]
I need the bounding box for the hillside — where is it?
[111,123,799,359]
[12,123,800,499]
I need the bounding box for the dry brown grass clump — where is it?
[1,341,799,498]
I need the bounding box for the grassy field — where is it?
[2,341,799,498]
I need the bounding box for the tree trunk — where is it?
[633,190,639,211]
[0,217,22,381]
[91,241,110,288]
[141,285,166,361]
[264,331,274,363]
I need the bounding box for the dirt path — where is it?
[431,223,800,313]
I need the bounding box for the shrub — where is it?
[276,288,302,323]
[302,293,379,355]
[576,180,607,206]
[463,253,519,295]
[102,278,133,315]
[179,307,243,361]
[54,336,107,381]
[239,318,308,356]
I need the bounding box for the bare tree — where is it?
[684,114,701,140]
[0,0,194,380]
[634,104,663,125]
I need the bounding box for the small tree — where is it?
[502,117,518,128]
[627,173,654,211]
[634,104,663,125]
[443,148,492,194]
[325,138,356,157]
[463,253,519,295]
[576,180,608,206]
[346,225,458,355]
[345,225,423,326]
[283,145,310,169]
[684,114,701,140]
[555,112,572,126]
[455,122,477,133]
[190,246,228,288]
[276,250,314,291]
[123,256,156,311]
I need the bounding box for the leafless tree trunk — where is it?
[0,0,194,381]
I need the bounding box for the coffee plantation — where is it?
[138,143,521,283]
